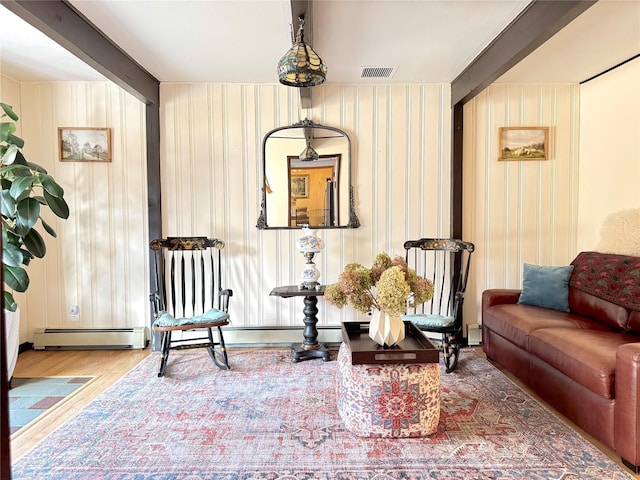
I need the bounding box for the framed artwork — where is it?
[498,127,549,161]
[59,127,112,162]
[290,175,309,198]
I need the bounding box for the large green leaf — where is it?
[23,228,46,258]
[41,217,57,237]
[3,163,31,178]
[16,197,40,230]
[0,103,19,121]
[4,264,29,292]
[1,143,18,164]
[40,173,65,198]
[0,121,15,144]
[26,160,46,173]
[9,175,34,201]
[2,227,20,246]
[11,151,29,167]
[43,189,70,219]
[4,291,18,312]
[2,241,23,267]
[7,132,24,149]
[0,189,16,217]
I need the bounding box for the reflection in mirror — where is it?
[289,155,340,227]
[257,119,359,229]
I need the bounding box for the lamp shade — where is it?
[277,17,327,87]
[299,144,319,161]
[297,226,324,253]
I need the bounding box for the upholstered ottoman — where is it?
[336,342,440,437]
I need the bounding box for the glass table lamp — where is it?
[296,225,324,290]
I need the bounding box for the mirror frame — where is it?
[257,119,360,229]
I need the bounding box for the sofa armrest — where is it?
[615,342,640,468]
[482,289,521,309]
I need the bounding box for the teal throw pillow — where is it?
[517,263,574,312]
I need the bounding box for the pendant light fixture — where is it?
[277,16,327,87]
[299,126,319,161]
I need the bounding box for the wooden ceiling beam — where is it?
[290,0,313,109]
[451,0,597,106]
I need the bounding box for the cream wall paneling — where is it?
[577,58,640,253]
[463,83,581,332]
[7,76,631,342]
[4,81,149,343]
[160,83,451,329]
[0,75,21,114]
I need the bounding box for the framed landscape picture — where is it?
[290,175,309,198]
[59,127,112,162]
[498,127,549,161]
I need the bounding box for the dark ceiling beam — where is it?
[290,0,313,109]
[451,0,597,106]
[1,0,159,105]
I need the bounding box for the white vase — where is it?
[368,309,406,347]
[5,308,20,380]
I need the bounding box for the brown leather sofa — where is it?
[482,251,640,473]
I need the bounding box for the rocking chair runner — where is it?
[150,237,232,377]
[402,238,475,373]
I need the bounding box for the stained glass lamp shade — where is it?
[277,18,327,87]
[299,143,319,161]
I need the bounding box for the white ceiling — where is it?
[0,1,638,86]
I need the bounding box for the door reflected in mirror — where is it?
[257,119,359,229]
[289,155,340,227]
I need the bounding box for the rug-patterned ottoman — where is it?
[336,342,440,437]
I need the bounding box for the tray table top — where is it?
[341,320,440,365]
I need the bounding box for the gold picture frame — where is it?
[290,175,309,198]
[59,127,112,162]
[499,127,549,161]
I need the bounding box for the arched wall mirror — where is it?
[257,119,359,229]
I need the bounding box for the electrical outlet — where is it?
[69,304,79,321]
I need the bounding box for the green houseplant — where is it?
[0,102,69,311]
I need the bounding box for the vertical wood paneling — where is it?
[160,83,450,327]
[6,81,149,342]
[8,75,614,341]
[463,83,580,330]
[577,58,640,252]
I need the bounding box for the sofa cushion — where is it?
[628,311,640,334]
[529,327,640,398]
[482,303,602,350]
[518,263,573,312]
[569,288,630,331]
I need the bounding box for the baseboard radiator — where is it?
[33,327,147,350]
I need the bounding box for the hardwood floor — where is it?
[10,348,150,459]
[9,347,640,478]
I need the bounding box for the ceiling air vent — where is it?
[360,66,398,78]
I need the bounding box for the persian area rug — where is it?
[9,376,95,435]
[12,349,633,480]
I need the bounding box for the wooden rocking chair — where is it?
[402,238,475,373]
[150,237,232,377]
